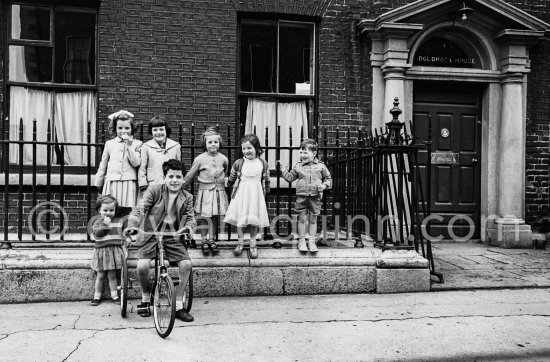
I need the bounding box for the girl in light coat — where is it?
[94,110,142,214]
[138,115,181,192]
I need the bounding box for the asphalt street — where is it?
[1,289,549,361]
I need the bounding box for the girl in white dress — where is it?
[224,134,270,259]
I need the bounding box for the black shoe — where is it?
[137,302,151,317]
[209,241,219,254]
[175,309,194,322]
[90,298,100,306]
[272,241,283,249]
[201,243,210,255]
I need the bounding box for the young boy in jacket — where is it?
[124,159,196,322]
[278,139,332,252]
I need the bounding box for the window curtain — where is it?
[245,98,308,169]
[55,91,96,165]
[9,6,27,82]
[9,86,53,165]
[9,86,96,166]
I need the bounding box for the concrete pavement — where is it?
[432,242,550,290]
[1,289,550,361]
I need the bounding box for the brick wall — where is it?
[0,186,98,235]
[97,0,239,166]
[508,0,550,229]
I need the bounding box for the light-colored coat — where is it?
[127,183,197,246]
[138,138,181,188]
[94,137,143,188]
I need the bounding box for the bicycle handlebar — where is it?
[124,227,192,238]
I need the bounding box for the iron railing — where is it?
[0,103,441,280]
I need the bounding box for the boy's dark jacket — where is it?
[127,183,197,246]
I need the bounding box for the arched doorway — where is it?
[410,28,488,240]
[359,0,549,245]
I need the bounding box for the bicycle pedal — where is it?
[136,305,150,314]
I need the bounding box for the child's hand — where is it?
[121,134,133,145]
[317,182,326,192]
[181,225,194,235]
[123,227,139,237]
[103,216,112,225]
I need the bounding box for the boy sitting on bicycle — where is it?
[124,159,196,322]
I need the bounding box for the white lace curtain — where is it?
[9,86,96,166]
[245,98,308,169]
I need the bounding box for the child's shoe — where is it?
[308,238,318,253]
[249,239,258,259]
[298,238,308,252]
[208,240,219,254]
[175,309,194,322]
[112,297,121,305]
[201,242,211,255]
[90,298,100,306]
[249,246,258,259]
[234,240,245,256]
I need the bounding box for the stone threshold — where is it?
[0,244,430,303]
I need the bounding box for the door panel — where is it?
[413,84,482,239]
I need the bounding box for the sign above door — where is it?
[413,36,481,68]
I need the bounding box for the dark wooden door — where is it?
[413,83,482,240]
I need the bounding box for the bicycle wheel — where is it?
[184,268,193,313]
[153,274,176,338]
[119,257,129,318]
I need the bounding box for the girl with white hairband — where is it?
[94,110,143,214]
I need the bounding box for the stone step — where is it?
[0,239,430,303]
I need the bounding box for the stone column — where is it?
[487,31,543,247]
[497,74,525,222]
[491,73,532,247]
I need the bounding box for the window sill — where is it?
[0,173,95,186]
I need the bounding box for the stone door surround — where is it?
[358,0,549,246]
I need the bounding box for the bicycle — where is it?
[123,229,194,338]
